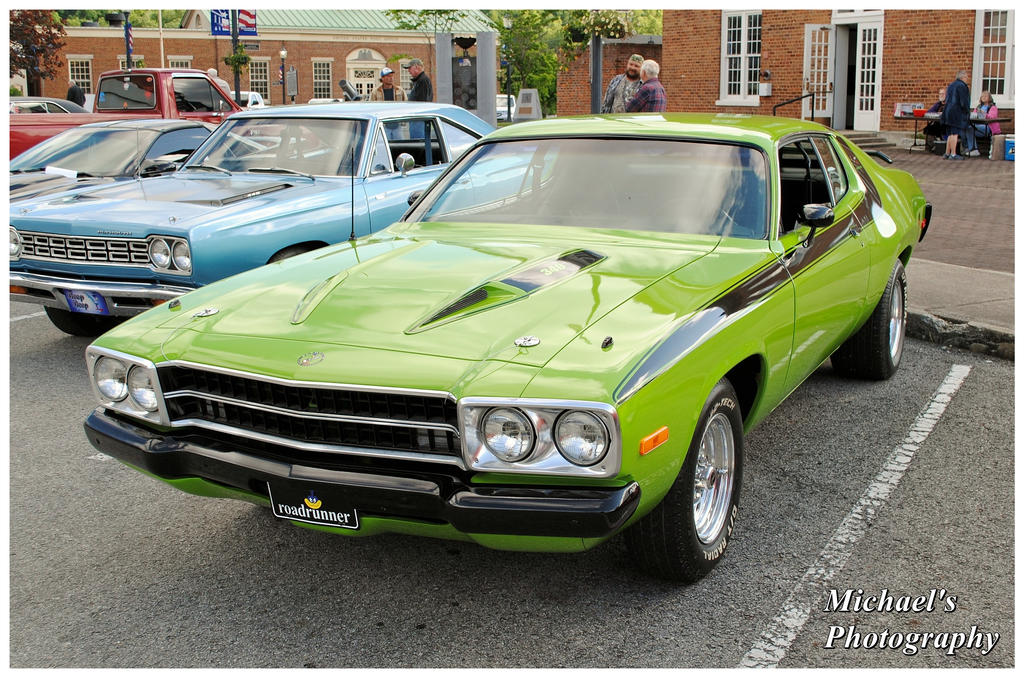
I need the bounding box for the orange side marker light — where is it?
[639,426,669,456]
[11,285,27,295]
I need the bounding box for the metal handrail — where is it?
[772,92,816,119]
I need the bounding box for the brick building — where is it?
[30,9,493,107]
[559,9,1014,134]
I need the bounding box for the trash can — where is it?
[1006,135,1015,161]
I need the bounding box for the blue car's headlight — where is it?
[10,227,22,259]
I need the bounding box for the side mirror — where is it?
[798,203,834,247]
[139,160,179,177]
[396,153,415,177]
[407,190,422,206]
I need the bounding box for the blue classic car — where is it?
[9,102,494,335]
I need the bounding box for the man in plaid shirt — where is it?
[625,60,666,113]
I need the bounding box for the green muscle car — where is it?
[83,114,930,582]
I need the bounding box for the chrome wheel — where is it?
[888,275,905,362]
[692,411,735,544]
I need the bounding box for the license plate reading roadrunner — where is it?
[268,482,360,530]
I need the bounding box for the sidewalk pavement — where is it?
[883,148,1015,359]
[906,259,1014,359]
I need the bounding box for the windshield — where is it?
[409,138,769,239]
[11,128,154,175]
[188,117,367,176]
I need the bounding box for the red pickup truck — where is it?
[10,68,242,157]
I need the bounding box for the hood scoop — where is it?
[179,182,292,207]
[411,249,606,331]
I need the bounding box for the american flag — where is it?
[238,10,257,33]
[125,20,133,54]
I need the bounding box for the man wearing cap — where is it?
[404,58,433,102]
[370,67,408,101]
[601,54,644,113]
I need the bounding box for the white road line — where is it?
[740,363,972,668]
[11,311,45,322]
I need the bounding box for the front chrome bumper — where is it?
[10,270,194,316]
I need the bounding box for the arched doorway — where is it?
[346,48,386,100]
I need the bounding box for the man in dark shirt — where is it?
[405,58,433,102]
[625,60,666,113]
[940,69,970,159]
[65,78,86,107]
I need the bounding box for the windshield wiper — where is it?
[183,164,231,174]
[246,167,315,179]
[10,169,45,174]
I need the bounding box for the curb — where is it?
[907,309,1014,360]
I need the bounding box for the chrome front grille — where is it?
[19,231,150,266]
[157,364,462,461]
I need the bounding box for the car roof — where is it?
[485,113,835,147]
[76,119,214,132]
[229,101,480,121]
[11,96,87,111]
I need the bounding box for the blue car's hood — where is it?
[11,173,354,239]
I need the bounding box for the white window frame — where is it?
[118,55,145,70]
[67,56,93,94]
[397,58,412,92]
[973,10,1014,109]
[167,56,193,69]
[717,11,762,107]
[312,58,333,100]
[249,58,270,101]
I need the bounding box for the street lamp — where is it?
[502,15,512,123]
[280,46,288,105]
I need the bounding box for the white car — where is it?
[496,94,516,122]
[230,91,266,109]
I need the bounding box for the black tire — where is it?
[268,244,320,264]
[624,378,744,583]
[44,306,120,337]
[831,259,907,380]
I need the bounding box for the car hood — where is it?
[9,173,117,202]
[11,173,340,238]
[151,222,720,367]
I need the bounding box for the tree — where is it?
[494,10,563,115]
[632,10,662,36]
[10,10,67,80]
[384,9,473,75]
[57,10,186,28]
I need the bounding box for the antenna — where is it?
[348,141,357,241]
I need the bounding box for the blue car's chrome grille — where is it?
[18,231,150,265]
[157,365,461,458]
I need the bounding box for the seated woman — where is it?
[963,91,1001,157]
[923,87,947,154]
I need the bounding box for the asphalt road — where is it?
[8,302,1014,668]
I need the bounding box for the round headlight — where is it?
[95,357,128,401]
[171,240,191,273]
[554,411,609,466]
[127,366,158,411]
[149,238,171,269]
[482,408,535,463]
[10,228,23,258]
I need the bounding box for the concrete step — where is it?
[842,130,900,153]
